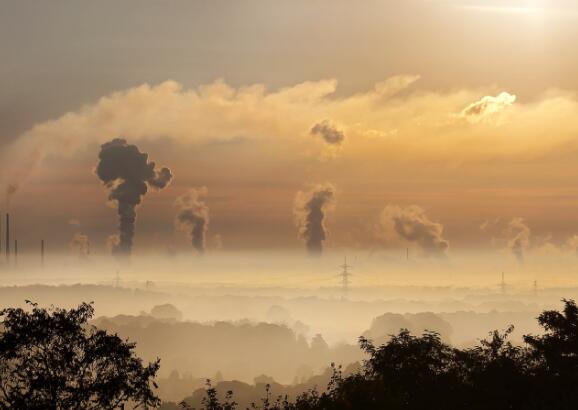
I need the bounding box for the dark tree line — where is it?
[0,301,160,409]
[3,300,578,409]
[183,299,578,410]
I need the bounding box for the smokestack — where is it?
[14,239,17,266]
[5,213,9,262]
[175,187,209,254]
[293,183,336,256]
[41,240,45,267]
[96,139,173,256]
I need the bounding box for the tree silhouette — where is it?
[524,299,578,409]
[0,301,160,409]
[178,299,578,410]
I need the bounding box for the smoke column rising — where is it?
[175,187,209,253]
[70,233,90,258]
[96,139,173,256]
[294,184,336,255]
[378,205,449,256]
[506,217,530,265]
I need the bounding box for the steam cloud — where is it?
[506,217,530,264]
[175,187,209,253]
[70,233,90,258]
[379,205,449,256]
[310,121,345,145]
[294,184,336,255]
[96,138,173,256]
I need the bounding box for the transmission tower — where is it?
[338,256,353,301]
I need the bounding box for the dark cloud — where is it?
[310,121,345,145]
[96,138,173,256]
[175,187,209,253]
[294,184,336,255]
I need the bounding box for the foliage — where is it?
[0,301,160,410]
[188,299,578,410]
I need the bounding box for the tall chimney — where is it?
[5,213,9,262]
[41,240,45,267]
[14,239,17,266]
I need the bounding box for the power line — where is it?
[338,256,353,301]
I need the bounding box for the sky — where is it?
[2,0,578,256]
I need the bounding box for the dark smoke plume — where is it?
[294,184,336,255]
[175,187,209,253]
[379,205,449,256]
[310,121,345,145]
[96,138,173,256]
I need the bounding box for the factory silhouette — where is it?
[0,138,337,266]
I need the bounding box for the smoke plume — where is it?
[175,187,209,253]
[506,217,530,264]
[5,184,17,208]
[310,121,345,145]
[378,205,449,256]
[294,184,336,255]
[96,138,173,256]
[70,233,90,258]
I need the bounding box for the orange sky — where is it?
[2,0,578,255]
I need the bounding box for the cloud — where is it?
[377,205,449,256]
[294,183,336,255]
[4,75,578,197]
[564,235,578,254]
[461,92,516,122]
[310,120,345,145]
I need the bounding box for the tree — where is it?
[0,301,160,409]
[524,299,578,409]
[180,380,238,410]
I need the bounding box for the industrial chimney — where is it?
[14,239,17,267]
[41,240,45,267]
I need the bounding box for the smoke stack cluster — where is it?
[96,139,173,256]
[294,183,336,255]
[175,187,209,253]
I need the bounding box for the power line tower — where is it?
[338,256,353,301]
